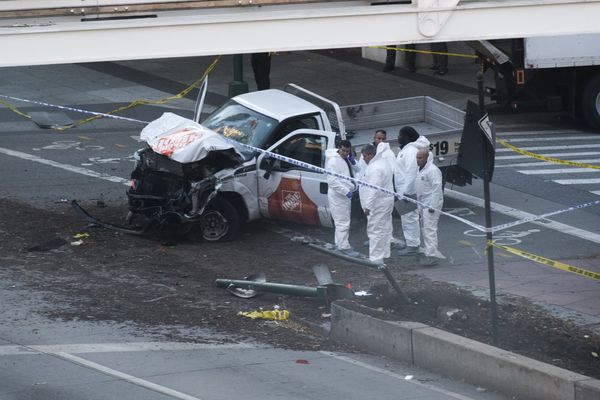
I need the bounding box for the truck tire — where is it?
[582,75,600,131]
[200,197,240,242]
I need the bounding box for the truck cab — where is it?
[204,90,337,234]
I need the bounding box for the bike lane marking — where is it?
[446,189,600,245]
[0,147,130,186]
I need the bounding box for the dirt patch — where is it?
[0,198,599,378]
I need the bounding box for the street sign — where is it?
[457,100,495,180]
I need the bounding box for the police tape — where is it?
[222,138,490,232]
[497,139,600,170]
[0,56,220,130]
[2,87,599,233]
[488,241,600,281]
[370,45,478,59]
[0,94,150,125]
[489,198,600,233]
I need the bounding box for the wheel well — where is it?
[217,191,249,223]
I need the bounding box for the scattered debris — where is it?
[225,272,266,299]
[216,264,354,305]
[437,307,467,324]
[404,375,414,380]
[73,233,90,239]
[70,240,84,246]
[26,236,68,252]
[295,359,310,364]
[476,387,488,392]
[238,308,289,321]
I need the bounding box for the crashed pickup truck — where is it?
[76,84,470,241]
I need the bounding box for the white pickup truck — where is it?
[107,84,470,241]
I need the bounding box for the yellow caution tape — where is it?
[497,139,600,170]
[488,241,600,281]
[238,309,290,321]
[0,99,32,119]
[0,56,221,131]
[370,45,478,59]
[55,56,221,131]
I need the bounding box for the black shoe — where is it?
[429,65,439,70]
[407,66,416,73]
[434,69,448,76]
[383,65,395,72]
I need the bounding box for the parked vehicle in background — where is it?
[473,34,600,130]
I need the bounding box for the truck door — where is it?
[257,130,333,227]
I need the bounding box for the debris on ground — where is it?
[238,308,290,321]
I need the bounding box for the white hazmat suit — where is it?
[415,151,445,259]
[359,142,395,263]
[395,136,431,248]
[325,148,357,250]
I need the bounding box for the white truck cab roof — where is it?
[233,89,322,122]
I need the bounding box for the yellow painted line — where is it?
[115,143,126,148]
[78,135,93,140]
[458,240,474,247]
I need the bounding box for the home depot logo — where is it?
[153,128,203,157]
[281,190,302,213]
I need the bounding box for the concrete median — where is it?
[330,300,600,400]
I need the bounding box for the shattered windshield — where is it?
[203,101,277,159]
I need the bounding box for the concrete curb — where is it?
[330,301,600,400]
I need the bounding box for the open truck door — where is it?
[257,129,334,227]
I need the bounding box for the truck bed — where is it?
[341,96,465,168]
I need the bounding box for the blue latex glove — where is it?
[346,191,354,199]
[347,154,356,165]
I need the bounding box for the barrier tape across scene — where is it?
[488,241,600,281]
[1,69,600,235]
[0,56,221,131]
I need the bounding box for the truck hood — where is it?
[140,112,244,165]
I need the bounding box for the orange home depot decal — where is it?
[153,128,203,157]
[268,177,320,225]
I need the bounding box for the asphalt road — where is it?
[1,50,598,399]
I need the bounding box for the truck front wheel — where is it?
[582,75,600,131]
[199,198,240,242]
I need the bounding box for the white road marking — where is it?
[0,342,256,356]
[0,147,130,186]
[56,352,204,400]
[497,159,600,168]
[497,143,600,152]
[445,189,600,245]
[502,135,600,142]
[496,151,600,160]
[553,178,600,185]
[320,351,478,400]
[517,168,600,175]
[592,191,600,196]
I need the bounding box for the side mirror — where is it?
[262,157,275,179]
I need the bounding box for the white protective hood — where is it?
[140,112,244,164]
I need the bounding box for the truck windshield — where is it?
[203,101,277,159]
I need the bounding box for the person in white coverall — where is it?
[325,140,360,257]
[359,142,395,264]
[415,148,445,265]
[357,129,388,178]
[395,126,431,256]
